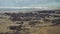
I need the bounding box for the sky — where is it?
[0,0,60,8]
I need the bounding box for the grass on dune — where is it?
[29,25,60,34]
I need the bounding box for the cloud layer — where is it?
[0,0,60,7]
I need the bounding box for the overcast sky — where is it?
[0,0,60,7]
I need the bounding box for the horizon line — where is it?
[0,7,60,10]
[0,7,48,8]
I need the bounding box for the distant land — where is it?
[0,7,60,13]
